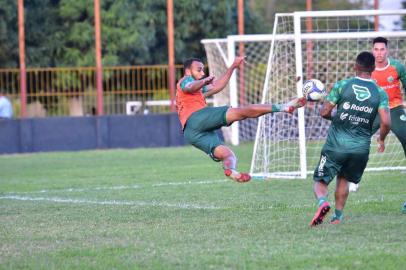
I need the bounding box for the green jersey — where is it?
[324,77,389,153]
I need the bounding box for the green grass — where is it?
[0,144,405,269]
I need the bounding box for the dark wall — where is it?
[0,113,186,154]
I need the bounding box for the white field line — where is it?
[5,179,228,195]
[0,194,392,211]
[3,185,141,195]
[0,195,222,210]
[152,179,228,187]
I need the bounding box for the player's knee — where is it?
[229,108,249,121]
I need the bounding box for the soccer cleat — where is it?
[284,97,307,113]
[224,169,251,183]
[310,201,331,227]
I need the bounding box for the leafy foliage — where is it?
[249,0,371,34]
[0,0,400,68]
[0,0,262,67]
[0,0,18,68]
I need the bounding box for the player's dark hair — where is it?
[356,51,375,73]
[373,37,388,47]
[183,57,203,70]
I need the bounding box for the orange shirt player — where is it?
[371,37,406,158]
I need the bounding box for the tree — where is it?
[0,0,18,68]
[171,0,264,63]
[58,0,162,66]
[25,0,63,67]
[249,0,371,32]
[0,0,264,67]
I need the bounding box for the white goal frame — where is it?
[202,9,406,179]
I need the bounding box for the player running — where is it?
[176,56,306,183]
[310,51,391,226]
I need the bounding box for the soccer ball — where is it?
[302,79,326,101]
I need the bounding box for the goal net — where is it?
[202,10,406,179]
[202,36,274,144]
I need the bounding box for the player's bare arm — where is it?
[183,76,215,93]
[319,101,336,120]
[377,107,391,153]
[203,57,245,98]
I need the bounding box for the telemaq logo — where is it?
[340,112,349,120]
[349,115,369,124]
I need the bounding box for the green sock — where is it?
[271,104,282,112]
[317,196,328,207]
[334,209,343,219]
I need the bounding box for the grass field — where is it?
[1,143,405,269]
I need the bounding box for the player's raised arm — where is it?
[203,56,245,98]
[182,76,214,93]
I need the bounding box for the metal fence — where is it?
[0,65,185,118]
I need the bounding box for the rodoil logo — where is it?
[342,101,373,113]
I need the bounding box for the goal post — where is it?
[202,9,406,179]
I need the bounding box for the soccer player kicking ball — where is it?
[176,56,306,182]
[310,52,391,226]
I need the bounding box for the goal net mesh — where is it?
[203,11,406,178]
